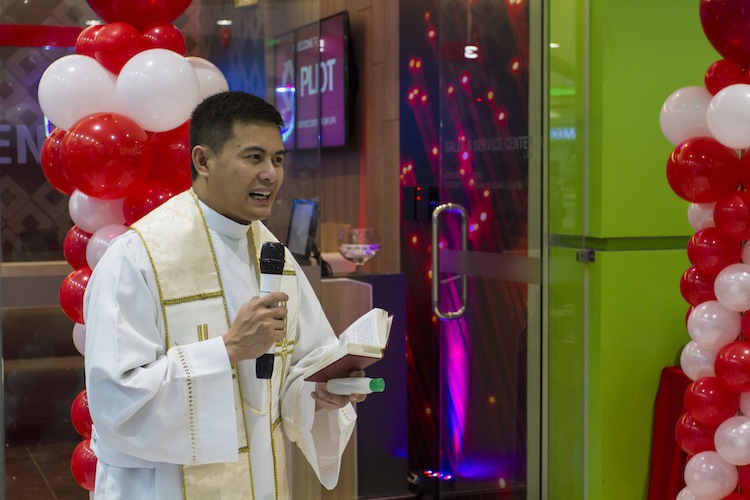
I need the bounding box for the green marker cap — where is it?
[369,378,386,393]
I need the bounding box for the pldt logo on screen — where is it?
[297,37,338,97]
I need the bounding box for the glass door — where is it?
[431,0,543,497]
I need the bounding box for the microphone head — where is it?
[260,242,285,274]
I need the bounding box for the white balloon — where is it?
[660,86,713,146]
[72,322,86,356]
[688,202,716,232]
[687,300,741,350]
[676,487,699,500]
[116,49,200,132]
[707,83,750,149]
[38,54,118,130]
[187,57,229,101]
[715,415,750,465]
[86,224,129,269]
[68,190,126,234]
[680,341,718,381]
[684,451,738,499]
[715,263,750,311]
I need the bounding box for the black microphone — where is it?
[257,241,285,379]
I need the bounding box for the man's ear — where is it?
[191,145,210,177]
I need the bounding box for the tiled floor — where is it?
[6,440,90,499]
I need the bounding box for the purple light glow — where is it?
[442,299,470,470]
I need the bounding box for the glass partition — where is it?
[547,0,589,496]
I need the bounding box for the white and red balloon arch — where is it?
[36,0,229,492]
[664,1,750,499]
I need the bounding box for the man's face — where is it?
[195,121,285,224]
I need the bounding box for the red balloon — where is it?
[700,0,750,69]
[740,464,750,492]
[75,24,103,58]
[680,266,718,306]
[70,438,97,491]
[123,179,177,225]
[93,22,142,74]
[675,411,718,455]
[715,190,750,241]
[724,494,750,500]
[687,227,743,275]
[741,313,750,337]
[40,128,75,195]
[62,113,153,200]
[70,390,92,439]
[63,226,92,270]
[141,23,186,54]
[705,59,748,95]
[147,121,192,192]
[59,268,92,324]
[684,376,740,425]
[86,0,192,31]
[716,340,750,392]
[666,137,741,203]
[740,152,750,190]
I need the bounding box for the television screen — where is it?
[273,11,351,150]
[286,199,319,263]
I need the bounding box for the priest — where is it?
[83,91,364,499]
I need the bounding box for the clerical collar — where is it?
[197,198,251,240]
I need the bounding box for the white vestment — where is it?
[83,190,356,499]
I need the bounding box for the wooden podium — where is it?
[290,273,408,499]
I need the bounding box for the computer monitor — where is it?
[286,199,319,264]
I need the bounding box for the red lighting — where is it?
[447,85,455,95]
[460,72,470,86]
[427,27,436,41]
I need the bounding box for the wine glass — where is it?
[338,227,381,273]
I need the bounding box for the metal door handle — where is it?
[431,203,468,319]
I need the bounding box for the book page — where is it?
[338,308,391,347]
[340,313,376,346]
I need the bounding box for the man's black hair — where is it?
[189,91,285,177]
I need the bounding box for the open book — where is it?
[303,307,393,382]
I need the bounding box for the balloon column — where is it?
[37,0,229,492]
[664,1,750,498]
